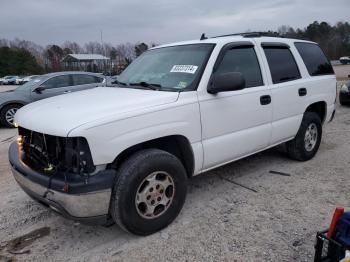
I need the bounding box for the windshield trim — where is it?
[117,43,216,92]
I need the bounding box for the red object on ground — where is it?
[327,207,345,239]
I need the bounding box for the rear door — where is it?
[31,75,72,101]
[259,42,307,145]
[70,74,105,93]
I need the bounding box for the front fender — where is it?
[69,100,203,170]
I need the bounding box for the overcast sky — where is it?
[0,0,349,46]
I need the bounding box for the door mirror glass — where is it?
[208,72,245,94]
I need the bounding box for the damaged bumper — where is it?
[9,142,116,224]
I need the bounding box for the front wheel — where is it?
[0,104,22,128]
[287,112,322,161]
[110,149,187,235]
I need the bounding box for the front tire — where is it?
[111,149,187,235]
[0,104,22,128]
[287,112,322,161]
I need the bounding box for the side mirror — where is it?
[208,72,245,94]
[33,86,46,94]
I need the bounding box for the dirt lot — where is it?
[334,64,350,80]
[0,78,350,261]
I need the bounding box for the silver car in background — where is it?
[0,71,106,127]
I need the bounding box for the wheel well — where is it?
[0,102,24,112]
[112,135,195,178]
[305,101,326,123]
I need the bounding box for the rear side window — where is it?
[294,42,334,76]
[263,47,301,84]
[216,46,263,88]
[73,75,102,85]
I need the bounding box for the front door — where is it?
[198,42,272,170]
[31,75,72,101]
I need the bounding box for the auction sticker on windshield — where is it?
[170,65,198,74]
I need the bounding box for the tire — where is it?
[339,96,349,106]
[0,104,22,128]
[111,149,187,235]
[287,112,322,161]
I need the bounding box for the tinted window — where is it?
[42,75,71,89]
[263,47,301,84]
[294,42,334,76]
[216,47,263,88]
[73,75,104,85]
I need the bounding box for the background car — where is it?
[21,75,39,84]
[15,76,26,85]
[16,75,39,85]
[107,75,119,86]
[0,71,106,127]
[1,76,19,85]
[340,56,350,65]
[339,80,350,105]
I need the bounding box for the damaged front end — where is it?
[18,127,96,179]
[9,127,116,224]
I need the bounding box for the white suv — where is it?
[10,33,336,235]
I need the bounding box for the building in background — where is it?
[61,54,110,73]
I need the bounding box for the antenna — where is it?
[200,33,207,40]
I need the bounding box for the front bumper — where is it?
[9,142,116,224]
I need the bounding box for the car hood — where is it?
[15,87,180,136]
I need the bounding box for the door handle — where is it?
[63,90,72,94]
[298,88,307,96]
[260,95,271,105]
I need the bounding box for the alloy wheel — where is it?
[135,171,175,219]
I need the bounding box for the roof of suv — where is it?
[153,35,316,49]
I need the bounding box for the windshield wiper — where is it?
[129,81,161,90]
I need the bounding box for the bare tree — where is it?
[84,41,104,54]
[116,43,135,63]
[0,39,9,47]
[62,41,83,54]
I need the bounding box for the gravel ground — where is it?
[0,79,350,261]
[333,64,350,80]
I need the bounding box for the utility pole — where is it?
[100,29,111,76]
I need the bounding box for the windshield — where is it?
[117,44,215,91]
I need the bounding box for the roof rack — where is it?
[199,32,281,40]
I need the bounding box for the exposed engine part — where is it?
[18,127,95,176]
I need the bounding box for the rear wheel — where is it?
[339,95,349,106]
[110,149,187,235]
[287,112,322,161]
[0,104,22,128]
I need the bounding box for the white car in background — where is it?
[15,76,26,85]
[1,76,19,85]
[16,75,39,85]
[340,56,350,65]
